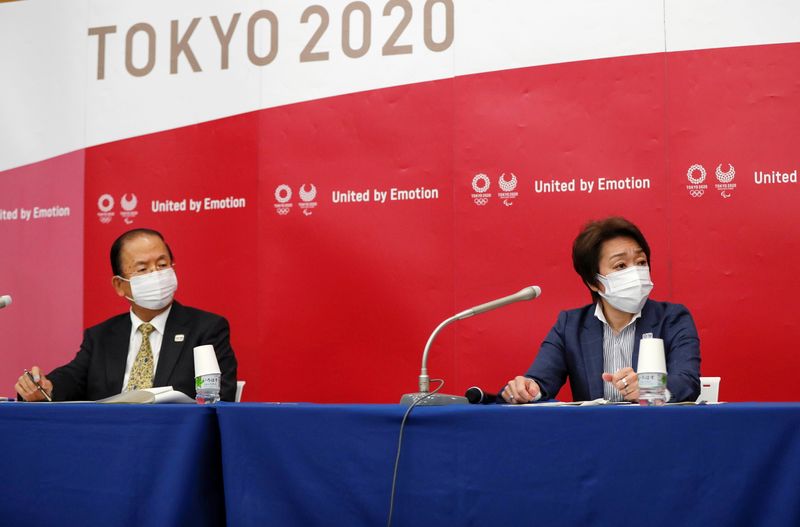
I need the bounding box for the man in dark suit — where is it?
[502,217,701,404]
[15,228,237,402]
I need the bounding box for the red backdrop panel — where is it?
[256,81,456,402]
[83,115,260,398]
[667,43,800,400]
[0,152,85,391]
[451,53,670,400]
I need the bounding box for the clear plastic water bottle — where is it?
[638,372,668,406]
[195,373,221,404]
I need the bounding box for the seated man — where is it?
[15,228,238,401]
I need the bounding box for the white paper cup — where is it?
[637,337,667,374]
[193,345,221,377]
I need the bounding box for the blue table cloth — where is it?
[0,403,224,526]
[217,403,800,527]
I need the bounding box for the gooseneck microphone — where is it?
[0,295,12,309]
[465,387,498,404]
[400,286,541,406]
[455,285,541,319]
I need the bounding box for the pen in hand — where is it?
[24,369,52,402]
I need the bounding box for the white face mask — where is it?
[595,266,653,314]
[117,267,178,310]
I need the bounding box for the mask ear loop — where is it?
[595,273,611,294]
[112,275,136,303]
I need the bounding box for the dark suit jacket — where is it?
[525,299,701,402]
[47,301,238,402]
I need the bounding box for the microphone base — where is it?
[399,392,468,406]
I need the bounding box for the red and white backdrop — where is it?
[1,0,798,402]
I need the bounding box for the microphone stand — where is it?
[399,309,473,406]
[400,286,541,406]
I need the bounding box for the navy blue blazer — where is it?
[47,301,238,402]
[525,299,701,402]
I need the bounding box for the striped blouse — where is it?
[594,303,641,402]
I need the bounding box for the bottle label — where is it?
[638,372,666,389]
[195,373,221,391]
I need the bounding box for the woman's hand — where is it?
[501,376,541,404]
[602,367,639,401]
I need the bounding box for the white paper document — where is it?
[511,398,635,407]
[98,386,195,404]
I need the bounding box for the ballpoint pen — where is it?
[24,369,52,402]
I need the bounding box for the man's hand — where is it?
[15,366,53,402]
[501,376,540,404]
[602,367,639,401]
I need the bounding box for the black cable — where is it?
[386,379,445,527]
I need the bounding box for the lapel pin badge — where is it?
[174,334,185,342]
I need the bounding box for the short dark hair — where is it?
[110,228,174,277]
[572,217,650,301]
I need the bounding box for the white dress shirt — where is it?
[121,305,172,392]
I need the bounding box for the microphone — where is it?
[465,386,498,404]
[400,285,541,406]
[454,286,541,320]
[0,295,11,309]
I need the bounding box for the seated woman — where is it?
[502,217,700,404]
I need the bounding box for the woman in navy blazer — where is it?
[502,217,701,403]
